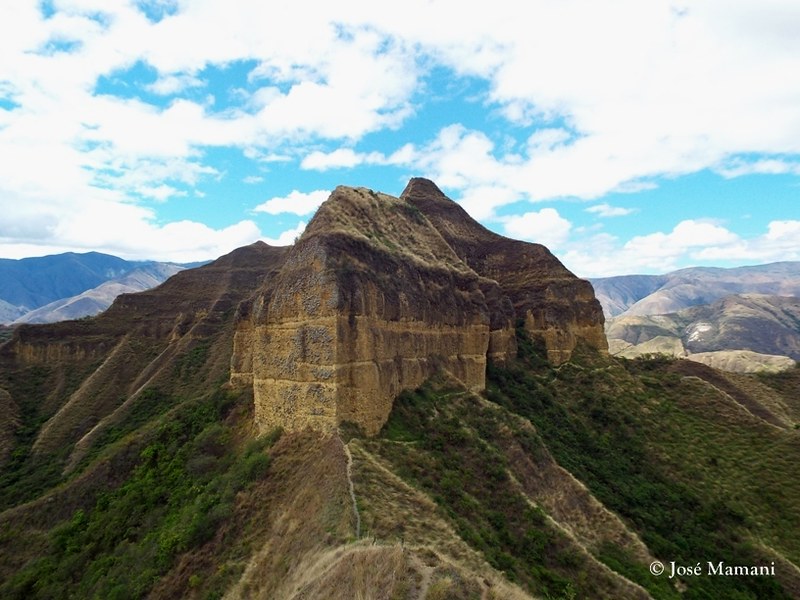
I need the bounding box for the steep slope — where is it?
[0,242,287,468]
[232,180,606,437]
[401,178,607,364]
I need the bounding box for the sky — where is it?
[1,0,799,277]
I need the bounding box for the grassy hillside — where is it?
[1,327,798,598]
[485,335,799,598]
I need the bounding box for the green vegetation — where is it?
[367,382,588,599]
[359,329,797,599]
[0,365,64,509]
[484,331,794,599]
[1,387,281,600]
[173,343,210,381]
[1,316,796,598]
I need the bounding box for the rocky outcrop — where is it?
[233,187,495,435]
[401,178,608,364]
[2,181,606,443]
[232,179,607,435]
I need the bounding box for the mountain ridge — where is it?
[1,180,798,599]
[0,252,193,324]
[591,261,800,318]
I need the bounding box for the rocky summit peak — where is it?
[400,177,448,200]
[231,178,608,436]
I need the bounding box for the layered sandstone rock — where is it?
[401,177,608,364]
[232,180,607,435]
[233,187,495,435]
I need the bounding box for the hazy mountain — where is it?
[12,263,185,325]
[591,262,800,317]
[0,181,798,599]
[0,252,134,311]
[0,252,191,324]
[0,300,25,324]
[594,264,800,372]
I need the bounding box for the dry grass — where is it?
[222,432,353,599]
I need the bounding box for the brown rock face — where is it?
[401,178,608,364]
[232,179,607,435]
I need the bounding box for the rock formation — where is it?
[1,179,606,442]
[232,179,607,435]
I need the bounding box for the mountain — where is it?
[608,294,800,361]
[0,252,188,324]
[1,180,799,599]
[0,252,134,311]
[0,300,25,324]
[591,262,800,317]
[231,178,606,436]
[594,264,800,372]
[11,263,185,325]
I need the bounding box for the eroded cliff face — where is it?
[232,180,608,435]
[233,187,495,435]
[401,177,608,364]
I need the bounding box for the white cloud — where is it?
[263,221,307,246]
[559,219,800,277]
[0,1,421,259]
[716,158,800,178]
[301,148,374,170]
[585,203,636,217]
[145,73,204,95]
[503,209,572,249]
[0,188,263,263]
[243,175,264,184]
[253,190,330,216]
[353,0,800,208]
[2,0,800,264]
[623,220,739,259]
[137,184,185,201]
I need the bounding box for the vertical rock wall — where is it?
[232,180,608,436]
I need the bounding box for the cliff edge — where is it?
[232,179,607,435]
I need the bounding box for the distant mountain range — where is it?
[0,252,193,325]
[591,262,800,372]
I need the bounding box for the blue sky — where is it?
[0,1,798,276]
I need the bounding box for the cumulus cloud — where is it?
[253,190,330,216]
[145,73,204,95]
[0,189,263,262]
[623,220,739,259]
[503,208,572,249]
[1,0,799,264]
[301,149,377,170]
[561,219,800,277]
[263,221,307,246]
